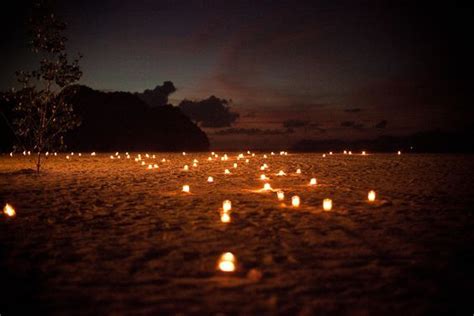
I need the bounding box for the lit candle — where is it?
[291,195,300,207]
[397,151,401,155]
[245,159,249,163]
[153,164,159,169]
[182,185,190,193]
[141,161,145,166]
[207,176,214,183]
[218,252,236,272]
[208,156,212,161]
[277,190,285,201]
[309,178,317,186]
[182,152,186,156]
[224,169,231,174]
[361,151,366,155]
[323,198,332,211]
[322,154,326,157]
[193,162,198,167]
[183,165,189,171]
[368,190,376,202]
[233,163,237,168]
[66,155,70,160]
[263,183,272,191]
[148,164,153,169]
[277,170,286,176]
[3,203,16,217]
[329,151,333,155]
[223,200,232,213]
[296,168,301,174]
[221,212,231,223]
[260,174,267,180]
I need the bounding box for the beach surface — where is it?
[1,153,473,315]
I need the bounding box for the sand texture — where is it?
[1,153,473,315]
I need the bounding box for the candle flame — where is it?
[309,178,317,186]
[3,203,16,217]
[368,190,376,202]
[277,191,285,201]
[207,176,214,183]
[182,185,190,193]
[291,195,300,207]
[323,198,332,211]
[222,200,232,213]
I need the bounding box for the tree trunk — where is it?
[36,152,41,173]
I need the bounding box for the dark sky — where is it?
[1,0,473,148]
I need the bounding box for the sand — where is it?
[1,152,473,315]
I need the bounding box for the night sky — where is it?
[1,0,473,149]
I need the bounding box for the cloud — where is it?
[136,81,176,107]
[178,95,239,128]
[375,120,388,128]
[213,128,294,136]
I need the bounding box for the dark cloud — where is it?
[136,81,176,107]
[178,96,239,128]
[282,119,310,128]
[214,128,293,136]
[341,121,365,131]
[344,108,362,113]
[375,120,388,129]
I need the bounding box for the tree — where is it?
[4,2,82,173]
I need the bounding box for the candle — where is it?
[218,252,236,272]
[141,161,145,166]
[397,151,401,155]
[153,164,159,169]
[207,176,214,183]
[291,195,300,207]
[309,178,317,186]
[224,169,231,174]
[221,213,231,223]
[223,200,232,212]
[183,165,189,171]
[277,190,285,201]
[193,162,198,167]
[263,183,272,191]
[322,154,326,157]
[3,203,16,217]
[296,168,301,174]
[182,185,190,193]
[361,151,366,155]
[260,174,267,180]
[323,198,332,211]
[277,170,286,176]
[368,190,376,202]
[233,163,238,168]
[148,164,153,169]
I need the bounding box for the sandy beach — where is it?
[1,152,473,315]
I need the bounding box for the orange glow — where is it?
[296,168,301,174]
[224,169,231,174]
[222,200,232,213]
[182,185,190,193]
[323,198,332,211]
[277,170,286,176]
[3,203,16,217]
[233,163,238,168]
[207,176,214,183]
[291,195,300,207]
[263,183,272,191]
[398,151,401,155]
[218,252,236,272]
[277,190,285,201]
[183,165,189,171]
[260,174,267,180]
[221,213,231,223]
[309,178,317,186]
[368,190,376,202]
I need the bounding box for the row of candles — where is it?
[4,150,382,274]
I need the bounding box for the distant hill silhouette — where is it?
[292,130,474,153]
[0,85,209,152]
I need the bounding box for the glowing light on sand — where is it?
[193,162,198,167]
[329,151,333,155]
[182,152,186,156]
[277,190,285,201]
[66,155,70,160]
[322,154,326,157]
[309,178,317,186]
[145,153,149,158]
[218,252,236,272]
[323,198,332,211]
[263,183,272,191]
[398,151,401,155]
[154,164,159,169]
[23,150,26,156]
[263,154,267,158]
[207,176,214,183]
[183,165,189,171]
[182,185,190,193]
[252,153,255,157]
[277,170,286,176]
[148,164,153,169]
[222,200,232,213]
[45,152,49,156]
[349,151,352,155]
[361,151,366,155]
[221,213,231,223]
[54,152,57,156]
[245,159,249,163]
[91,152,96,156]
[260,174,267,180]
[296,168,301,174]
[9,152,13,157]
[162,158,166,162]
[271,152,275,155]
[291,195,300,207]
[193,159,198,163]
[368,190,376,202]
[233,163,238,168]
[212,152,215,155]
[3,203,15,217]
[208,157,212,161]
[224,169,231,174]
